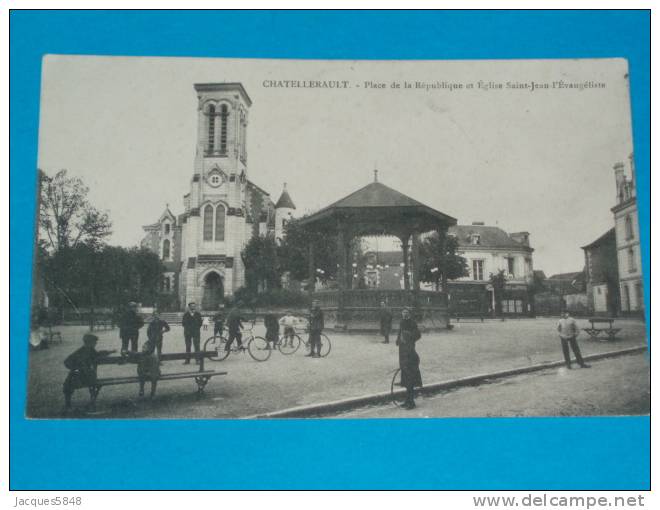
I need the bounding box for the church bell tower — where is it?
[179,83,253,308]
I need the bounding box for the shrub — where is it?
[232,287,310,308]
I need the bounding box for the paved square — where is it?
[26,317,648,418]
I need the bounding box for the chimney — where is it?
[510,232,530,247]
[614,162,625,203]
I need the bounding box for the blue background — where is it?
[10,10,650,490]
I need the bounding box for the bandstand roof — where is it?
[298,180,457,235]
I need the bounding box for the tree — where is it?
[489,269,507,316]
[39,245,164,311]
[241,234,282,292]
[278,218,340,283]
[419,233,469,289]
[38,169,112,252]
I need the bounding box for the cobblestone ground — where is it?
[24,318,648,419]
[337,352,650,418]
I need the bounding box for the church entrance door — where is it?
[202,271,224,311]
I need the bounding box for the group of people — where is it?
[62,298,589,413]
[263,305,325,357]
[116,299,327,361]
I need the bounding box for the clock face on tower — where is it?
[207,169,225,189]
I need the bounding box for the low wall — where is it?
[313,289,449,332]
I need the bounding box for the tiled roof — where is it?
[548,271,584,281]
[581,228,615,250]
[450,225,532,251]
[275,189,296,209]
[298,181,456,228]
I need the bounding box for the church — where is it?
[140,83,296,312]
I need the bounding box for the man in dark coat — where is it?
[307,300,325,358]
[146,310,170,357]
[379,301,393,344]
[182,302,203,364]
[264,312,280,349]
[62,333,115,411]
[225,302,245,352]
[212,304,225,338]
[119,301,144,353]
[396,308,422,409]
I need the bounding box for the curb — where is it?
[247,345,648,419]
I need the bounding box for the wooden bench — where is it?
[582,317,621,341]
[70,351,226,408]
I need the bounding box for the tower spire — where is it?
[374,168,378,183]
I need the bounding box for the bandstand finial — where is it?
[374,168,378,182]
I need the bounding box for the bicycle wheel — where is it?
[318,334,332,357]
[204,336,230,361]
[390,368,405,407]
[248,336,272,362]
[277,334,301,355]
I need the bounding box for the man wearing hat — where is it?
[119,301,144,353]
[212,303,225,338]
[307,300,325,358]
[62,333,116,411]
[182,302,203,364]
[396,307,423,409]
[379,300,393,344]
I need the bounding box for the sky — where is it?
[37,56,635,276]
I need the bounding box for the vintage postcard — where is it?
[28,56,648,419]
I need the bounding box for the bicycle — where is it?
[275,328,332,357]
[389,368,422,407]
[203,320,271,362]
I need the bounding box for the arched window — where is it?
[239,112,246,161]
[625,215,634,240]
[215,204,225,241]
[162,239,170,260]
[627,247,636,273]
[219,104,228,154]
[203,204,214,241]
[163,276,170,292]
[207,104,215,153]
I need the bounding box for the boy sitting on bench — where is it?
[62,333,116,411]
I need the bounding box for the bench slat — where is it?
[95,370,226,386]
[98,351,215,365]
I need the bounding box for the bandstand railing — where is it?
[312,289,449,331]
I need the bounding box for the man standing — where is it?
[379,300,393,344]
[225,301,245,352]
[557,311,590,369]
[119,301,144,353]
[212,304,225,338]
[307,300,325,358]
[182,302,203,364]
[396,308,422,410]
[264,312,280,349]
[146,309,170,357]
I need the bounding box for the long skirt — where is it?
[398,344,422,388]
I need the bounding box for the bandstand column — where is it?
[337,222,346,320]
[411,233,421,291]
[401,234,411,291]
[308,243,315,296]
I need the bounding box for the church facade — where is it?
[140,83,294,311]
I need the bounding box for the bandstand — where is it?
[298,174,457,332]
